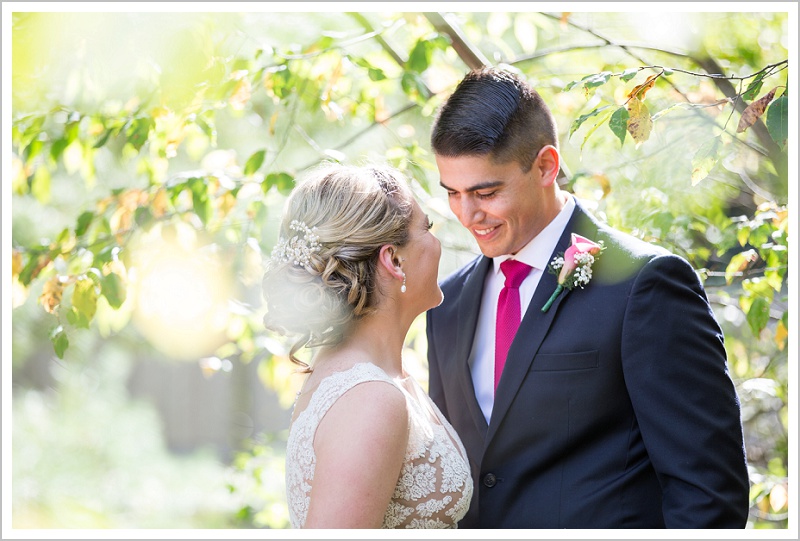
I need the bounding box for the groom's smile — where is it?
[436,153,557,258]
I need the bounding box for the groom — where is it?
[425,67,750,528]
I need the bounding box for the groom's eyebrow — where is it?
[439,180,504,193]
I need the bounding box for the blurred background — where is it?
[5,6,793,530]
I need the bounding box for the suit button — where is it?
[483,473,497,487]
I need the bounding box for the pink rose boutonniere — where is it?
[541,233,605,313]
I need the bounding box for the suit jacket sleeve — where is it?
[622,254,750,527]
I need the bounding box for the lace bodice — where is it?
[285,362,473,528]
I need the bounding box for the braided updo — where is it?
[261,162,414,371]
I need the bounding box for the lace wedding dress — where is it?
[285,362,473,528]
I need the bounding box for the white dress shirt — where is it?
[470,194,576,423]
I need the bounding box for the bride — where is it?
[261,162,473,528]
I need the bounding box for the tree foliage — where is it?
[10,10,790,528]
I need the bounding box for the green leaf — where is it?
[736,224,750,247]
[366,67,386,81]
[765,95,787,149]
[407,39,432,73]
[349,56,387,81]
[569,106,611,139]
[134,206,155,230]
[92,244,117,268]
[582,71,612,89]
[608,107,629,146]
[742,75,765,101]
[24,139,44,163]
[268,66,292,100]
[244,150,266,176]
[580,109,614,152]
[31,166,51,204]
[102,272,127,309]
[401,71,427,101]
[619,68,639,82]
[194,197,212,225]
[690,136,722,186]
[50,138,69,162]
[72,277,99,321]
[765,267,784,292]
[195,116,217,145]
[187,177,211,224]
[19,253,44,286]
[651,103,685,122]
[564,80,580,91]
[126,117,153,151]
[75,210,95,237]
[745,296,770,336]
[662,68,674,76]
[263,172,294,195]
[652,211,675,234]
[65,118,81,143]
[66,306,91,329]
[93,128,113,149]
[50,326,69,359]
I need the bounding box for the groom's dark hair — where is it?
[430,67,559,173]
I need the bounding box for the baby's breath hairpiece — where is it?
[271,220,321,270]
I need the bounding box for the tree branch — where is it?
[349,12,432,99]
[423,12,490,70]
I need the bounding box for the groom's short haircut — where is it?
[431,67,559,173]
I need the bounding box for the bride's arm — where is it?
[304,380,409,528]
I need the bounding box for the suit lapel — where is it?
[485,202,597,445]
[456,256,492,437]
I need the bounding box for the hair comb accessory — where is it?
[271,220,321,270]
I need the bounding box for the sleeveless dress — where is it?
[285,362,473,528]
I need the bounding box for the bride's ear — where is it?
[378,245,404,281]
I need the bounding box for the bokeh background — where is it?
[4,5,795,531]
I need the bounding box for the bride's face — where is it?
[402,200,443,312]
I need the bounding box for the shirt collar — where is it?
[493,193,576,275]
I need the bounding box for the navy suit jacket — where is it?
[426,200,750,528]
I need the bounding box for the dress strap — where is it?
[304,362,399,427]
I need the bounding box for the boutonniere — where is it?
[541,233,605,312]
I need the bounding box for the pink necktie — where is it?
[495,259,533,392]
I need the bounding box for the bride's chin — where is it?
[432,289,444,309]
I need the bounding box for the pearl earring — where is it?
[401,273,407,293]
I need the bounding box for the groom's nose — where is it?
[458,196,485,227]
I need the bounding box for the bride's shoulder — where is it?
[315,369,409,443]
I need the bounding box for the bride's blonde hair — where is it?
[261,162,414,371]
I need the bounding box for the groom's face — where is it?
[436,154,549,258]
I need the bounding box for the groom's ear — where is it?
[534,145,560,186]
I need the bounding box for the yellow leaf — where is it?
[626,98,653,145]
[229,79,252,111]
[12,250,23,277]
[737,87,777,133]
[269,111,279,136]
[110,206,134,239]
[151,188,169,218]
[216,191,237,218]
[775,319,788,351]
[39,276,65,314]
[724,248,757,284]
[627,73,659,101]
